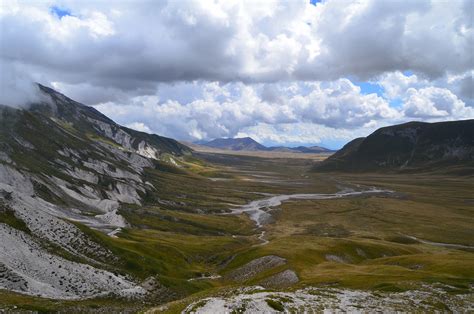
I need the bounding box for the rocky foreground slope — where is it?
[314,120,474,173]
[0,84,190,299]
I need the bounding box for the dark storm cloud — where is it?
[458,75,474,106]
[296,0,473,81]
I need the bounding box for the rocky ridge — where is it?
[0,84,190,299]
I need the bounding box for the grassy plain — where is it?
[181,141,332,160]
[1,152,473,312]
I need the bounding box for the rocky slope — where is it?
[314,120,474,173]
[0,84,190,299]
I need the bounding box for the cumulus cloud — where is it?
[235,122,367,147]
[1,0,472,91]
[403,87,474,118]
[377,70,474,109]
[1,0,472,146]
[288,80,399,128]
[125,122,152,134]
[377,72,427,100]
[298,0,473,80]
[93,77,473,145]
[94,80,400,142]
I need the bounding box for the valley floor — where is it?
[2,153,473,312]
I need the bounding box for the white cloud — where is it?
[403,87,474,119]
[52,11,115,39]
[235,122,369,147]
[377,72,427,99]
[125,122,152,133]
[377,70,474,109]
[99,76,473,145]
[289,80,400,128]
[1,0,472,146]
[1,0,471,90]
[96,80,400,143]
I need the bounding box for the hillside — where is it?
[0,84,193,300]
[313,120,474,173]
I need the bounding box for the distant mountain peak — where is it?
[201,137,334,153]
[203,137,266,151]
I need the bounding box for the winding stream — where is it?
[230,188,393,227]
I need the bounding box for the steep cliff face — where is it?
[0,85,191,299]
[314,120,474,173]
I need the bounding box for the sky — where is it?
[0,0,473,149]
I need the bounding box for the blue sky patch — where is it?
[389,98,404,109]
[353,81,384,97]
[310,0,322,6]
[50,6,72,19]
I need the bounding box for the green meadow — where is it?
[1,153,473,312]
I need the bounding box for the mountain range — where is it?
[314,120,474,174]
[201,137,334,153]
